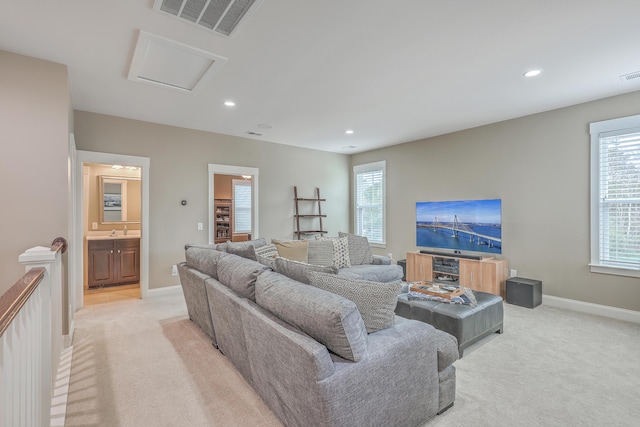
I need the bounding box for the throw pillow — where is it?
[254,243,278,259]
[338,232,374,266]
[316,236,351,269]
[307,271,402,333]
[307,239,334,266]
[273,257,337,284]
[272,239,309,263]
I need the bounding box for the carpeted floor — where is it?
[65,289,640,427]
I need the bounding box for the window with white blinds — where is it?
[590,115,640,278]
[233,179,252,234]
[354,161,386,245]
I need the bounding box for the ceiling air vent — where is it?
[154,0,261,37]
[620,71,640,82]
[245,131,263,136]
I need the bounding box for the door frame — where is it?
[208,164,259,243]
[73,150,150,310]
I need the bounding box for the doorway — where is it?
[73,151,150,311]
[208,164,259,243]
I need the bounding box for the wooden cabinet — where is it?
[406,252,508,297]
[214,199,232,243]
[88,238,140,288]
[406,252,433,282]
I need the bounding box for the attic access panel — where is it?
[154,0,262,37]
[127,31,227,94]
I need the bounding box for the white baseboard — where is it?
[147,284,182,298]
[542,294,640,324]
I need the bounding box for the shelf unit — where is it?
[406,251,508,297]
[214,199,232,243]
[294,186,327,239]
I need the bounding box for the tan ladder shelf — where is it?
[294,186,327,239]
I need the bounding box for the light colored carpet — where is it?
[65,289,640,427]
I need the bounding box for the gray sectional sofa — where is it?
[177,239,459,427]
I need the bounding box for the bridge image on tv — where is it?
[416,199,502,254]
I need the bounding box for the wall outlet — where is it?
[172,265,178,276]
[197,222,203,231]
[510,269,517,278]
[92,222,98,230]
[388,253,393,260]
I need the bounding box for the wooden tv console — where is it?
[406,251,508,298]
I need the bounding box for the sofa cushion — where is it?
[225,238,268,261]
[272,239,309,263]
[255,270,368,362]
[338,264,404,283]
[307,239,334,266]
[273,257,337,284]
[217,253,269,301]
[184,246,225,280]
[307,271,402,333]
[339,232,374,266]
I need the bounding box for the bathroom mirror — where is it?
[99,176,141,224]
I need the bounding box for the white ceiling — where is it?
[2,0,640,154]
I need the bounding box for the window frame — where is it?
[353,160,386,247]
[232,179,252,235]
[589,114,640,278]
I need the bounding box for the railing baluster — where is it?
[0,237,67,427]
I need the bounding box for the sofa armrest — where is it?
[371,254,391,265]
[322,319,446,426]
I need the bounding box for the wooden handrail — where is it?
[52,236,68,254]
[0,267,45,337]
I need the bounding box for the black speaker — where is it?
[397,259,407,281]
[506,277,542,308]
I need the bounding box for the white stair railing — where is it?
[0,238,67,427]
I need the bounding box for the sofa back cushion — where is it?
[217,253,270,301]
[272,257,337,284]
[338,232,374,266]
[255,270,368,362]
[225,238,268,261]
[184,245,225,280]
[308,271,402,333]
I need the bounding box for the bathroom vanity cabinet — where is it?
[88,238,140,288]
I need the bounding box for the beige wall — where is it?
[0,50,70,294]
[352,90,640,312]
[73,111,350,289]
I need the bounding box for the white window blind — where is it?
[590,114,640,277]
[354,161,385,245]
[233,179,252,234]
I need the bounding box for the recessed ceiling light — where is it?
[111,165,124,169]
[345,129,354,134]
[523,69,542,78]
[224,100,236,107]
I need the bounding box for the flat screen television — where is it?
[416,198,502,255]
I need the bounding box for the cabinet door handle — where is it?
[419,264,423,274]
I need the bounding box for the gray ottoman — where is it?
[395,291,503,357]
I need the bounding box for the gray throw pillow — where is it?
[338,232,374,266]
[308,239,334,266]
[273,257,337,284]
[307,271,402,333]
[315,236,350,268]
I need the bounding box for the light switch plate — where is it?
[197,222,203,231]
